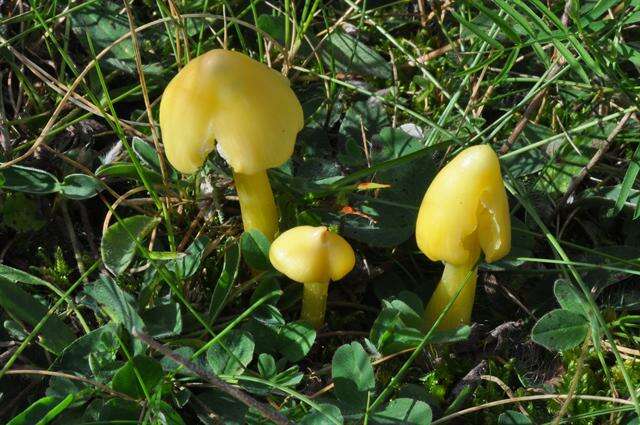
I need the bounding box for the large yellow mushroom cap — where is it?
[416,145,511,266]
[159,49,304,174]
[269,226,356,284]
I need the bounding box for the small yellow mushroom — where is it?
[269,226,355,329]
[416,145,511,331]
[159,49,304,241]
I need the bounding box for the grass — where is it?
[0,0,639,424]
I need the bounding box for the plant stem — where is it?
[301,281,330,329]
[423,262,478,331]
[233,170,279,241]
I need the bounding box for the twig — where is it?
[481,374,529,416]
[432,394,633,424]
[132,329,293,425]
[417,0,428,27]
[499,86,550,155]
[557,111,633,207]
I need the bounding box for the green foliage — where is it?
[320,30,392,79]
[111,354,163,399]
[498,411,533,425]
[277,321,316,362]
[531,309,590,351]
[83,276,144,334]
[240,229,271,270]
[1,165,101,199]
[332,341,376,408]
[369,398,432,425]
[1,193,45,232]
[7,395,74,425]
[206,330,255,376]
[0,276,75,354]
[100,215,159,275]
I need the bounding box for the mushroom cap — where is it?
[416,145,511,266]
[159,49,304,175]
[269,226,356,284]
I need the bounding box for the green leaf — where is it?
[301,404,344,425]
[197,390,247,425]
[1,165,60,194]
[257,353,277,379]
[615,141,640,215]
[554,279,589,317]
[451,10,503,49]
[240,229,271,270]
[59,174,101,200]
[209,241,241,322]
[101,215,159,275]
[277,321,316,362]
[160,346,195,374]
[167,236,209,279]
[206,330,255,376]
[111,354,163,399]
[256,14,286,45]
[531,309,589,351]
[339,127,437,247]
[370,293,470,354]
[158,401,186,425]
[148,251,185,261]
[320,30,391,79]
[53,325,119,380]
[339,100,390,167]
[0,263,53,287]
[95,162,164,185]
[133,137,161,173]
[0,193,46,232]
[0,276,75,354]
[244,304,285,354]
[7,395,74,425]
[83,276,145,334]
[498,410,533,425]
[98,399,141,421]
[71,2,136,73]
[370,398,432,425]
[140,302,182,338]
[332,342,375,408]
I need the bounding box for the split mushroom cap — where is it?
[269,226,356,284]
[416,145,511,265]
[159,49,304,174]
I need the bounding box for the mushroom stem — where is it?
[423,262,478,331]
[300,281,330,329]
[233,171,279,241]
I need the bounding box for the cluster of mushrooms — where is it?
[160,49,512,331]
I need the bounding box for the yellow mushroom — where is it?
[159,49,304,241]
[416,145,511,331]
[269,226,355,329]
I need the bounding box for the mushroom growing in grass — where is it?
[160,49,304,241]
[269,226,355,329]
[416,145,511,331]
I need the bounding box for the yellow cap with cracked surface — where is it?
[269,226,355,284]
[416,145,511,266]
[159,49,304,174]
